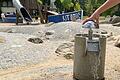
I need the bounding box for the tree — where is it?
[84,0,100,15]
[37,0,43,4]
[83,0,119,16]
[54,0,81,13]
[54,0,64,13]
[62,0,74,10]
[37,0,50,5]
[74,2,81,11]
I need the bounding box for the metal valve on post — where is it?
[73,21,106,80]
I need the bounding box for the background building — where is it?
[0,0,15,13]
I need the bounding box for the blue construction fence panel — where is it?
[4,17,16,23]
[48,10,83,23]
[1,13,16,23]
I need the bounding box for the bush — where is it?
[54,0,81,13]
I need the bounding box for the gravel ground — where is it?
[100,24,120,36]
[0,32,69,69]
[0,22,120,80]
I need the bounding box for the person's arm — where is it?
[83,0,120,25]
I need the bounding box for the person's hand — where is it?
[82,13,100,28]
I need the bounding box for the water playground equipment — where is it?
[12,0,33,23]
[74,23,106,80]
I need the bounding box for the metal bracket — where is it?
[86,40,100,56]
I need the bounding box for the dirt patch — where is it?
[55,43,74,59]
[0,36,6,43]
[64,53,74,60]
[28,38,43,44]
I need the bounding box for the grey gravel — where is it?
[0,22,120,80]
[0,32,64,70]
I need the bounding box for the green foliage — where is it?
[62,0,74,10]
[54,0,81,13]
[37,0,120,16]
[83,0,120,16]
[115,4,120,16]
[74,2,81,11]
[36,0,50,5]
[37,0,43,4]
[54,0,64,13]
[84,0,100,15]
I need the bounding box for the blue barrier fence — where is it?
[48,10,83,23]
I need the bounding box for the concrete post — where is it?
[73,34,106,80]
